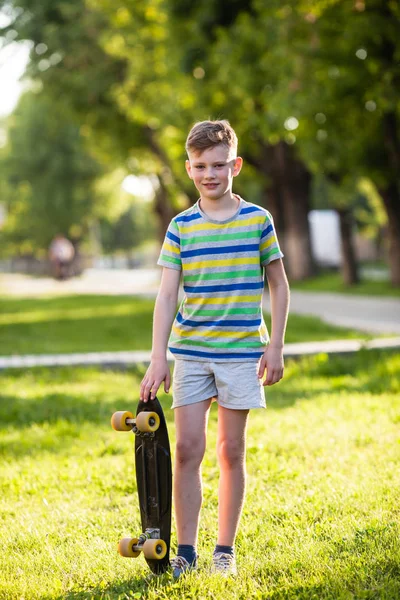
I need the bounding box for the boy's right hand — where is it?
[140,358,171,402]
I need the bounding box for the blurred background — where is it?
[0,0,399,291]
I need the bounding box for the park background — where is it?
[0,1,400,599]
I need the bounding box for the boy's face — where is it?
[185,144,242,202]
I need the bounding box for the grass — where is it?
[290,271,400,297]
[0,294,371,356]
[0,350,399,599]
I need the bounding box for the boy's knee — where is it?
[217,438,244,468]
[175,437,205,467]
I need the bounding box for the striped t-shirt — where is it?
[157,196,284,362]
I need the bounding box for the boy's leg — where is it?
[174,399,212,546]
[216,405,249,546]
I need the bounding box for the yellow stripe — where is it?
[185,294,261,305]
[180,216,265,234]
[183,257,259,270]
[172,326,257,339]
[163,242,180,255]
[260,236,276,253]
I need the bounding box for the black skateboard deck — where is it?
[111,397,172,574]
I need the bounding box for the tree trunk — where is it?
[154,174,176,244]
[337,208,359,285]
[259,182,285,241]
[270,142,315,280]
[380,184,400,287]
[247,142,315,279]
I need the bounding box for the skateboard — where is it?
[111,396,172,574]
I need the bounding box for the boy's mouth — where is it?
[203,183,219,188]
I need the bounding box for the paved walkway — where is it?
[1,337,399,371]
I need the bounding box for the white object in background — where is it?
[308,209,341,267]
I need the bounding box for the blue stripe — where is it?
[166,230,180,244]
[240,206,262,215]
[170,347,264,359]
[181,244,259,258]
[176,311,261,328]
[175,212,202,223]
[184,281,263,293]
[261,223,273,240]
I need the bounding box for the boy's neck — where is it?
[199,192,240,221]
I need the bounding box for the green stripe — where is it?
[185,307,259,317]
[181,230,260,246]
[170,220,179,232]
[261,247,280,262]
[177,339,263,349]
[160,254,181,265]
[184,269,261,282]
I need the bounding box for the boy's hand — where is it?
[140,358,171,402]
[258,345,284,386]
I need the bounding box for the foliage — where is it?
[1,0,399,280]
[0,91,103,255]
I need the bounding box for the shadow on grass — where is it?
[0,367,175,458]
[1,350,399,457]
[47,557,400,600]
[50,571,174,600]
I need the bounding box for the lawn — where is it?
[0,350,399,599]
[0,294,372,356]
[290,271,400,297]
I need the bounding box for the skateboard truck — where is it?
[111,410,160,434]
[118,529,167,560]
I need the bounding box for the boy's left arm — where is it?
[258,259,290,386]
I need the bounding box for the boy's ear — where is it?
[233,156,243,177]
[185,159,193,179]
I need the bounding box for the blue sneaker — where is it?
[170,555,197,578]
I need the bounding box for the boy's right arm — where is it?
[139,267,181,402]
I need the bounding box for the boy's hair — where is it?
[185,120,238,155]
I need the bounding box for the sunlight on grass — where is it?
[0,351,399,598]
[290,271,400,297]
[0,294,371,356]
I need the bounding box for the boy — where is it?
[140,120,289,577]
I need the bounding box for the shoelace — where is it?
[213,552,234,565]
[171,556,190,569]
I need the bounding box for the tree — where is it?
[294,0,400,285]
[0,91,103,254]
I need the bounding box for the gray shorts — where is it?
[172,359,266,410]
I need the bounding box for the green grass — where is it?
[0,350,399,599]
[0,294,370,356]
[290,271,400,297]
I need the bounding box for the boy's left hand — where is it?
[258,345,284,386]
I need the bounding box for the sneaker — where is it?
[170,555,197,578]
[212,552,237,576]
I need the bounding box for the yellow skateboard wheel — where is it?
[135,411,160,433]
[118,537,140,558]
[143,538,167,560]
[111,411,134,431]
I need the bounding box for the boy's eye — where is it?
[216,164,225,168]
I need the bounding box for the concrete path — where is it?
[1,337,399,371]
[1,269,399,335]
[264,291,400,335]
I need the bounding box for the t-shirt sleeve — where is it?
[157,219,182,271]
[260,212,284,267]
